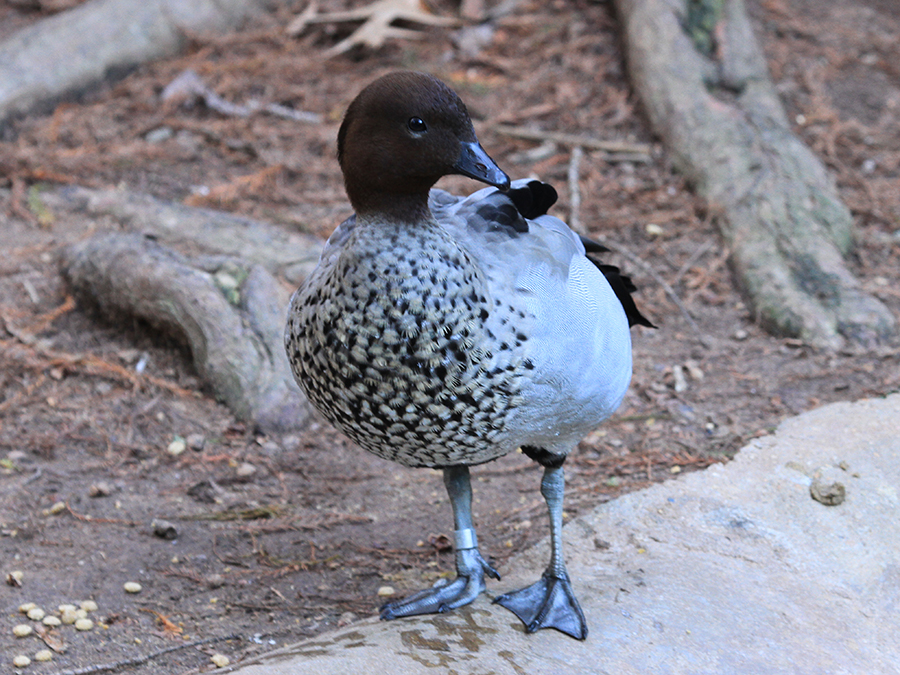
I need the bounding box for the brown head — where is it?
[337,71,510,222]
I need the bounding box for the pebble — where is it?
[236,462,257,478]
[213,271,240,291]
[13,623,33,637]
[259,439,282,456]
[152,518,178,540]
[684,359,704,381]
[34,649,53,662]
[26,607,45,621]
[672,364,688,393]
[206,573,226,589]
[13,655,31,667]
[167,438,187,456]
[88,482,113,498]
[124,581,143,594]
[74,618,94,631]
[186,433,206,451]
[210,654,230,668]
[377,586,395,597]
[733,328,749,341]
[145,126,174,144]
[810,477,846,506]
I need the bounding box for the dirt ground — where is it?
[1,0,898,672]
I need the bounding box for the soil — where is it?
[1,0,898,672]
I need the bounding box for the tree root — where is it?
[60,233,312,432]
[0,0,279,129]
[41,185,322,284]
[615,0,896,348]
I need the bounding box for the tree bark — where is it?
[614,0,895,348]
[0,0,280,129]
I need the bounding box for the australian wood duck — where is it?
[285,71,652,639]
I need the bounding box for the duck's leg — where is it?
[494,461,588,640]
[380,465,499,619]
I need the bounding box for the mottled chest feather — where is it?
[285,220,531,467]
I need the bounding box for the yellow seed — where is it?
[74,618,94,631]
[18,602,37,614]
[42,616,61,627]
[13,655,31,667]
[58,603,77,612]
[34,649,53,662]
[48,501,66,515]
[27,607,45,621]
[210,654,230,668]
[123,581,142,594]
[80,600,99,612]
[376,586,395,597]
[13,624,33,637]
[60,608,78,624]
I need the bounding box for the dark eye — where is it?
[407,117,427,133]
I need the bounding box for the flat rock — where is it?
[232,394,900,674]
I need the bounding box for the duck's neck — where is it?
[345,169,437,224]
[352,191,432,224]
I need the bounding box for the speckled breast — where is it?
[285,221,531,468]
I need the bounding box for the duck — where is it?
[285,71,652,640]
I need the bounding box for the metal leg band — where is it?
[454,527,478,550]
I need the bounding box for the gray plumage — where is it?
[286,181,632,468]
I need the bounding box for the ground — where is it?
[1,0,898,672]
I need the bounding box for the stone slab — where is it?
[230,394,900,674]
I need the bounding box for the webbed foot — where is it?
[380,547,500,619]
[494,570,587,639]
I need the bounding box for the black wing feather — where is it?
[504,181,655,329]
[579,235,656,329]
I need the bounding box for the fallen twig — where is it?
[287,0,459,57]
[566,145,585,235]
[184,165,286,208]
[139,608,183,636]
[591,234,706,343]
[1,337,195,398]
[161,69,322,123]
[0,370,47,414]
[64,501,141,527]
[672,238,716,286]
[492,123,652,160]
